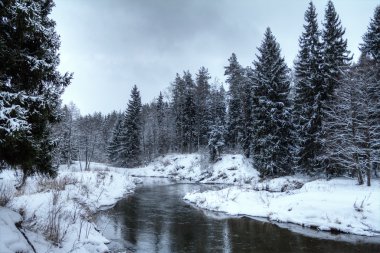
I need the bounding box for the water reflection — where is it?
[96,182,380,253]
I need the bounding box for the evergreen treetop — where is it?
[360,5,380,63]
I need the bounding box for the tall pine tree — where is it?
[359,6,380,183]
[322,0,351,99]
[182,71,197,153]
[119,85,142,167]
[252,28,293,177]
[225,53,244,150]
[360,6,380,63]
[293,2,325,175]
[208,83,227,162]
[241,67,254,158]
[195,67,211,150]
[171,73,186,152]
[321,0,352,176]
[0,0,71,184]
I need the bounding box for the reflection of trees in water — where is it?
[104,184,380,253]
[169,209,209,252]
[121,195,139,245]
[227,217,379,253]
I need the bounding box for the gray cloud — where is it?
[52,0,379,114]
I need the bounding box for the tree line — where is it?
[1,1,379,186]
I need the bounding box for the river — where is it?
[95,179,380,253]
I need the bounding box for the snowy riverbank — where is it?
[1,153,379,252]
[0,163,136,253]
[126,153,260,185]
[184,178,380,236]
[127,153,380,236]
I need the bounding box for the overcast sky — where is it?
[52,0,379,115]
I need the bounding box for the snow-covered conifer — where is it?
[195,67,211,150]
[252,28,293,177]
[119,85,142,167]
[0,0,71,183]
[293,2,325,175]
[360,6,380,63]
[225,53,244,149]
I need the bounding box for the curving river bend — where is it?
[95,179,380,253]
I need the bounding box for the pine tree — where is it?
[209,84,227,128]
[241,67,254,158]
[208,117,226,163]
[119,85,142,167]
[171,73,186,152]
[156,92,167,155]
[0,0,71,184]
[252,28,293,177]
[182,71,197,153]
[208,83,227,162]
[293,2,325,175]
[195,67,211,150]
[321,0,352,176]
[322,0,351,99]
[360,6,380,63]
[225,53,244,150]
[359,6,380,182]
[107,117,123,164]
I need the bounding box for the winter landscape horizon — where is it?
[1,0,380,252]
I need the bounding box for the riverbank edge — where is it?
[183,178,380,237]
[0,165,136,253]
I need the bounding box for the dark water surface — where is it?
[95,179,380,253]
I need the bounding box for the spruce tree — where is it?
[322,0,351,99]
[156,92,167,155]
[241,67,254,158]
[119,85,142,167]
[0,0,71,184]
[171,73,186,152]
[360,6,380,63]
[225,53,244,150]
[195,67,211,150]
[321,0,352,176]
[208,84,227,162]
[293,2,325,175]
[252,28,293,177]
[360,6,380,182]
[182,71,197,153]
[208,117,226,163]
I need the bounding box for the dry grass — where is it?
[37,175,78,192]
[0,183,14,206]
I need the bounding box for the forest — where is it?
[1,1,379,186]
[51,2,379,186]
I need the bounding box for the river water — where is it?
[95,179,380,253]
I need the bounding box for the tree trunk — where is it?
[357,165,364,185]
[366,167,371,186]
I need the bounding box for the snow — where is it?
[184,178,380,236]
[1,153,379,252]
[0,163,136,253]
[0,208,30,253]
[126,153,259,185]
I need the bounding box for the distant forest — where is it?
[1,1,379,186]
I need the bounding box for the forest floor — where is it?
[0,153,379,252]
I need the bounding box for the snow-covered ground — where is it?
[1,153,379,252]
[0,162,135,253]
[127,153,259,185]
[184,178,380,236]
